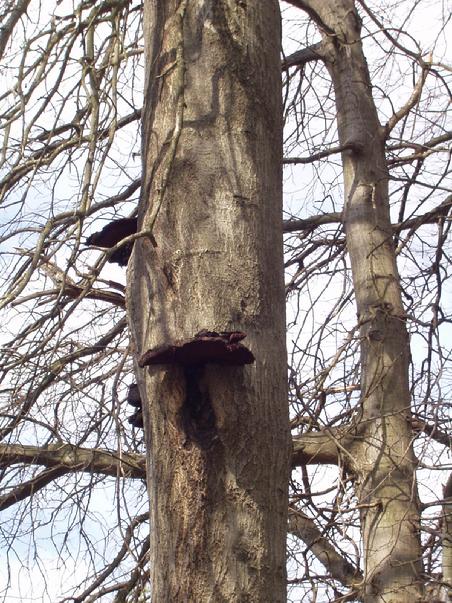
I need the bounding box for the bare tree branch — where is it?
[384,61,431,135]
[67,513,149,603]
[0,317,128,441]
[0,466,68,511]
[0,0,31,61]
[292,429,355,467]
[283,142,359,165]
[284,212,343,233]
[411,419,452,449]
[0,442,145,480]
[283,195,452,234]
[288,507,363,590]
[282,42,325,69]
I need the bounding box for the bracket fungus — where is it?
[86,217,137,266]
[137,331,253,446]
[138,330,255,368]
[126,382,143,428]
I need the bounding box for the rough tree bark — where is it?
[127,1,290,601]
[297,1,424,602]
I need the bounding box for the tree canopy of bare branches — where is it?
[0,0,450,601]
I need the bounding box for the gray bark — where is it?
[442,474,452,601]
[297,1,424,602]
[127,1,290,601]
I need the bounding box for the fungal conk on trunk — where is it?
[86,217,137,266]
[127,382,143,429]
[139,331,255,448]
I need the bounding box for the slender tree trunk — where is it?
[299,1,423,601]
[127,1,290,601]
[441,473,452,601]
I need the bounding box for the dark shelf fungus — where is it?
[127,382,141,407]
[128,410,144,429]
[127,382,143,428]
[86,217,137,266]
[138,330,255,368]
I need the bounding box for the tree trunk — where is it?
[298,1,423,601]
[127,1,290,601]
[441,473,452,601]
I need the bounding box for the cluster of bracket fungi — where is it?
[127,383,143,428]
[87,220,257,431]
